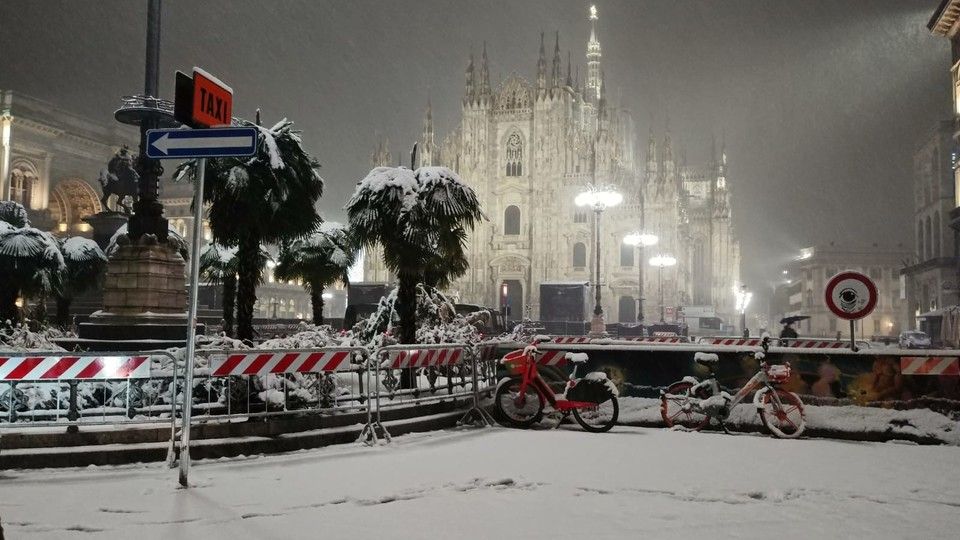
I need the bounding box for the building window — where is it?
[620,242,634,267]
[926,215,933,260]
[574,210,587,223]
[934,212,941,258]
[505,132,523,177]
[918,219,925,258]
[504,205,521,235]
[805,289,814,308]
[573,242,586,268]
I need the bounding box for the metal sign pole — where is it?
[849,319,858,352]
[179,157,206,487]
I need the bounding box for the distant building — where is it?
[900,120,959,329]
[0,90,312,321]
[365,6,741,324]
[773,244,911,338]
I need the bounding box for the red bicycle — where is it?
[494,340,619,432]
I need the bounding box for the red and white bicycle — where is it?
[660,336,806,438]
[495,339,619,432]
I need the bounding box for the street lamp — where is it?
[734,284,753,336]
[649,254,677,322]
[576,184,622,336]
[623,231,658,323]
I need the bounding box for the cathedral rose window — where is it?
[506,132,523,176]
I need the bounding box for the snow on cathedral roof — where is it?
[496,75,533,111]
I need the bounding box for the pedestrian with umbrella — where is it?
[780,315,809,340]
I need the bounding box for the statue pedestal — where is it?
[77,234,200,350]
[83,211,128,251]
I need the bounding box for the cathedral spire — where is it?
[551,31,562,89]
[566,51,573,87]
[646,128,658,176]
[464,48,475,102]
[479,41,491,98]
[420,97,435,167]
[586,4,602,101]
[536,32,547,93]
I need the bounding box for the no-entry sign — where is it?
[824,271,878,321]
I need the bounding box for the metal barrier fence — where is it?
[0,350,179,428]
[359,342,501,445]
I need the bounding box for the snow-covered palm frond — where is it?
[61,237,106,264]
[0,228,65,269]
[57,236,107,299]
[0,220,18,234]
[275,222,357,290]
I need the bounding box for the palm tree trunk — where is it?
[235,235,260,342]
[55,296,72,329]
[222,274,236,337]
[397,272,417,344]
[310,286,324,325]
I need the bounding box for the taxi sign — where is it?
[175,67,233,128]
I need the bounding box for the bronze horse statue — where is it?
[98,146,139,214]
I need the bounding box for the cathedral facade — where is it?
[365,8,741,325]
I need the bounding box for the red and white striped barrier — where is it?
[210,350,354,377]
[380,347,464,369]
[552,336,591,344]
[475,343,501,362]
[622,336,688,343]
[700,338,765,346]
[781,340,848,349]
[901,357,960,376]
[0,355,150,380]
[501,348,569,367]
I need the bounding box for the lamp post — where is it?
[735,284,752,337]
[649,254,677,322]
[623,230,658,323]
[576,184,623,336]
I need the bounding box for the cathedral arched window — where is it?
[504,205,521,235]
[573,242,586,268]
[926,215,933,260]
[918,219,924,259]
[573,210,587,223]
[620,242,634,267]
[934,211,941,258]
[505,133,523,177]
[9,161,39,208]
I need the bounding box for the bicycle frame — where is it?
[512,351,600,412]
[684,364,782,412]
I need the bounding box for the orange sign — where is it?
[191,69,233,128]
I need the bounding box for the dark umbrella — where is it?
[780,315,810,325]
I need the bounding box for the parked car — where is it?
[899,330,931,349]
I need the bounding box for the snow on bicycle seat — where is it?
[564,352,589,363]
[694,352,720,367]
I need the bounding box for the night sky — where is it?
[0,0,950,291]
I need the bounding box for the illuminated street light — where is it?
[577,184,622,335]
[624,231,658,324]
[649,254,677,322]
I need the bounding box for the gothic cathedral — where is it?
[366,6,741,325]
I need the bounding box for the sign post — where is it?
[152,67,254,488]
[824,271,878,352]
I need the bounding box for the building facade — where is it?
[773,244,911,339]
[0,90,312,321]
[365,7,741,324]
[900,120,959,327]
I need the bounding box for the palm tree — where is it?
[0,226,65,324]
[274,222,357,325]
[199,243,271,337]
[54,237,108,329]
[176,115,323,341]
[346,148,482,343]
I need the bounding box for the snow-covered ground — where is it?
[2,426,960,539]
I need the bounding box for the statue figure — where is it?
[97,146,140,214]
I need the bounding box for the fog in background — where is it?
[0,0,950,292]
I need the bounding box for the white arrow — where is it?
[151,133,254,155]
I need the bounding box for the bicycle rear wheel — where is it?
[494,378,544,428]
[759,389,806,439]
[660,381,710,430]
[571,397,618,432]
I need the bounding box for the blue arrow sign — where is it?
[146,127,258,159]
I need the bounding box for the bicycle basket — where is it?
[766,364,791,384]
[501,349,529,376]
[566,378,615,404]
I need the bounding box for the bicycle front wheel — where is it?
[759,389,806,439]
[572,397,619,433]
[661,381,710,430]
[494,378,544,428]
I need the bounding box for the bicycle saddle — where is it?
[694,352,720,367]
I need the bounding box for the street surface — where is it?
[2,426,959,539]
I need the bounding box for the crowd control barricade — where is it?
[697,337,867,349]
[188,347,369,422]
[552,335,691,345]
[360,342,502,445]
[0,350,178,431]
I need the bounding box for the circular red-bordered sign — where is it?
[824,271,878,321]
